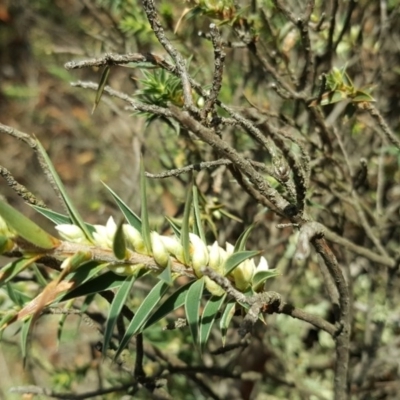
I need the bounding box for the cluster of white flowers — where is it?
[56,217,270,295]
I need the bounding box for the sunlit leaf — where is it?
[200,294,226,352]
[165,216,181,238]
[234,224,255,252]
[35,139,93,242]
[0,256,40,287]
[140,158,152,254]
[0,200,59,250]
[185,277,204,347]
[21,316,33,363]
[92,65,110,114]
[6,283,31,307]
[252,269,280,291]
[181,180,193,265]
[320,90,347,106]
[103,274,137,356]
[115,280,170,359]
[56,299,74,347]
[61,267,123,301]
[157,260,173,285]
[32,264,48,287]
[220,301,235,346]
[102,182,142,231]
[143,281,194,329]
[31,206,96,234]
[193,185,206,243]
[223,250,260,276]
[352,90,375,102]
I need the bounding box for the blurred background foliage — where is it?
[1,0,400,399]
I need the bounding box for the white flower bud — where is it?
[150,231,169,268]
[123,224,146,254]
[189,233,209,277]
[204,276,225,297]
[159,235,184,263]
[232,259,255,291]
[208,241,226,273]
[225,242,234,256]
[108,263,144,276]
[92,216,117,248]
[55,224,89,244]
[255,256,269,273]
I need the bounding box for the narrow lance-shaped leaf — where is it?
[157,259,173,285]
[220,301,236,347]
[234,224,255,252]
[102,182,142,231]
[181,180,193,265]
[31,205,96,235]
[0,256,40,287]
[252,269,280,291]
[193,185,206,243]
[56,299,74,347]
[144,281,195,329]
[185,277,204,348]
[140,158,152,254]
[6,282,31,307]
[35,139,93,242]
[115,280,170,360]
[21,316,33,364]
[165,216,181,239]
[199,294,226,352]
[224,250,260,276]
[61,267,125,301]
[0,200,59,250]
[103,274,137,357]
[92,65,110,114]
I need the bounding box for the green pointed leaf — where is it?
[220,301,235,346]
[185,277,204,347]
[103,274,137,356]
[61,267,123,301]
[0,200,59,250]
[92,66,110,114]
[320,90,347,105]
[115,280,170,359]
[113,220,127,260]
[102,182,142,231]
[6,283,31,307]
[165,216,181,238]
[0,311,18,334]
[21,316,33,362]
[31,206,96,234]
[193,185,206,243]
[224,250,260,276]
[252,268,280,291]
[0,257,39,287]
[144,281,194,329]
[157,260,173,285]
[351,90,375,102]
[200,294,226,352]
[234,224,255,252]
[35,140,93,242]
[56,299,74,346]
[181,181,193,265]
[32,264,48,287]
[140,158,152,254]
